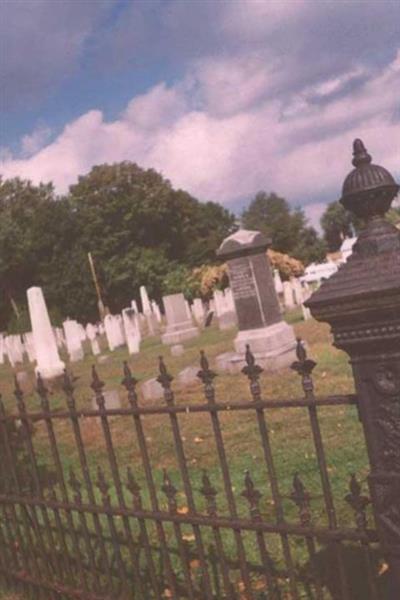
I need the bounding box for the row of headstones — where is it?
[273,270,312,320]
[1,285,221,373]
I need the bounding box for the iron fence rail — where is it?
[0,341,381,599]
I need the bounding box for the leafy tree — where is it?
[320,201,361,252]
[0,164,234,328]
[291,226,326,265]
[242,191,325,264]
[67,162,235,317]
[268,250,304,280]
[0,177,60,326]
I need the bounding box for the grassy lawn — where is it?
[0,313,378,598]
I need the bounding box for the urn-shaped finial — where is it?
[341,139,399,219]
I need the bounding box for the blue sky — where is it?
[1,0,399,227]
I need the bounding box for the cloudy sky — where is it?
[1,0,399,226]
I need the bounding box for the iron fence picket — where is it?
[0,341,382,599]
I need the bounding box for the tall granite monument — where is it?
[217,229,296,371]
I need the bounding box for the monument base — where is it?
[161,321,199,345]
[216,321,297,373]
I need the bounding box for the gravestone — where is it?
[122,308,141,355]
[282,281,295,309]
[161,293,199,345]
[91,389,121,411]
[104,314,125,351]
[273,269,283,295]
[27,286,65,378]
[292,278,304,305]
[151,300,162,323]
[192,298,205,324]
[141,378,164,402]
[171,344,184,357]
[140,285,152,315]
[214,289,237,330]
[177,366,199,388]
[23,332,36,362]
[5,335,24,365]
[217,230,296,371]
[63,319,84,362]
[86,323,101,356]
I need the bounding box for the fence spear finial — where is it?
[157,356,173,389]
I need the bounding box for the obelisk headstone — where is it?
[216,230,296,372]
[27,286,65,378]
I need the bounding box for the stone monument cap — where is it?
[217,229,271,259]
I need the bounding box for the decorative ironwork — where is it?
[291,338,316,394]
[200,470,218,517]
[241,471,262,519]
[242,344,263,400]
[197,349,217,387]
[290,473,312,527]
[0,342,382,598]
[345,474,370,533]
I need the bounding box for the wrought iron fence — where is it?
[0,339,385,599]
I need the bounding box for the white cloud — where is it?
[20,125,52,157]
[1,51,399,215]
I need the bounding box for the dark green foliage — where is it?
[320,200,362,252]
[242,191,326,264]
[0,165,235,328]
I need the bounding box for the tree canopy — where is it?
[0,165,235,328]
[320,201,361,252]
[241,191,326,264]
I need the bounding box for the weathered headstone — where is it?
[177,366,199,388]
[161,293,199,345]
[27,286,65,378]
[273,269,283,295]
[214,289,237,330]
[292,278,304,305]
[141,378,164,402]
[23,332,36,362]
[151,300,162,323]
[86,323,101,356]
[63,319,84,362]
[122,308,141,355]
[140,286,152,315]
[217,230,296,371]
[91,389,121,411]
[5,335,24,365]
[282,281,295,309]
[192,298,205,324]
[171,344,184,357]
[104,314,125,351]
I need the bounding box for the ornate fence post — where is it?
[306,139,400,593]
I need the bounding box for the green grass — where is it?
[0,317,379,598]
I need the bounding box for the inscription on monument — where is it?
[229,260,256,300]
